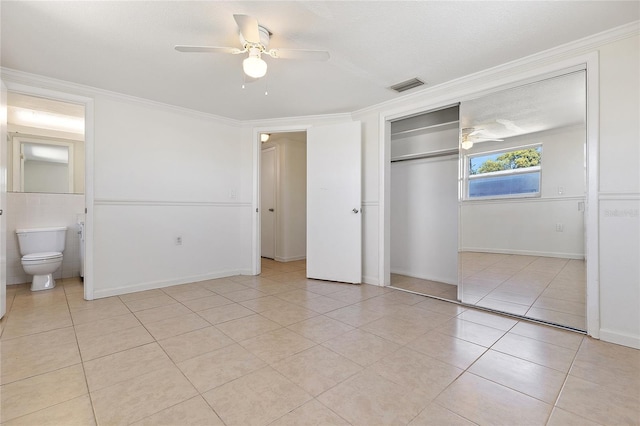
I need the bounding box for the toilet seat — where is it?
[22,252,63,263]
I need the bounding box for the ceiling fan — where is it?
[461,127,504,150]
[175,14,330,79]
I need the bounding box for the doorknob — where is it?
[269,208,274,212]
[352,208,359,214]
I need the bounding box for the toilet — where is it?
[16,227,67,291]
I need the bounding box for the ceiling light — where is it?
[260,133,270,143]
[461,136,474,150]
[243,48,267,78]
[12,107,84,134]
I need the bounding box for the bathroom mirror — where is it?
[7,92,85,194]
[459,70,587,331]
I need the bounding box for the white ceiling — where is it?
[1,1,638,121]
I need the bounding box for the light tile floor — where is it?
[1,258,638,425]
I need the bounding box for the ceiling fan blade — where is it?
[266,48,330,61]
[496,119,524,133]
[234,14,261,44]
[475,138,505,142]
[175,45,243,54]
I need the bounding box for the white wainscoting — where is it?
[598,195,640,349]
[362,200,380,285]
[92,199,253,298]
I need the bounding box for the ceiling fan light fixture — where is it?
[243,51,267,78]
[461,136,474,150]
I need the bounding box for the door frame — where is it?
[1,78,6,318]
[252,125,310,276]
[379,52,600,338]
[2,81,95,301]
[260,145,278,259]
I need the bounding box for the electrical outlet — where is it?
[176,236,182,245]
[555,223,564,232]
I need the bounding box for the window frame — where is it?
[12,134,75,193]
[464,143,543,201]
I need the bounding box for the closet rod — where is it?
[390,148,459,163]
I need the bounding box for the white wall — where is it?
[391,155,459,284]
[460,125,586,258]
[91,96,250,297]
[597,34,640,348]
[6,192,84,285]
[261,132,307,262]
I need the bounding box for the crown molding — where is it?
[244,112,353,128]
[1,67,244,128]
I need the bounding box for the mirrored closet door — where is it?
[458,71,587,331]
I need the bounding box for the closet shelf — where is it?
[391,120,459,138]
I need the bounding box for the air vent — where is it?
[389,78,425,93]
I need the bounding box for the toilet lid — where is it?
[23,252,63,261]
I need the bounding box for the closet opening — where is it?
[388,105,460,301]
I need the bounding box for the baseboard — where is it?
[460,247,585,260]
[92,269,246,299]
[273,255,306,263]
[599,328,640,350]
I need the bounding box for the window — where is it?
[466,145,542,199]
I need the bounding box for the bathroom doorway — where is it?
[259,131,308,275]
[4,90,88,299]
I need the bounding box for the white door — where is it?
[261,147,276,259]
[0,79,7,318]
[307,121,361,283]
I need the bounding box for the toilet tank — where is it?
[16,227,67,256]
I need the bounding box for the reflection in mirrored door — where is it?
[459,71,587,331]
